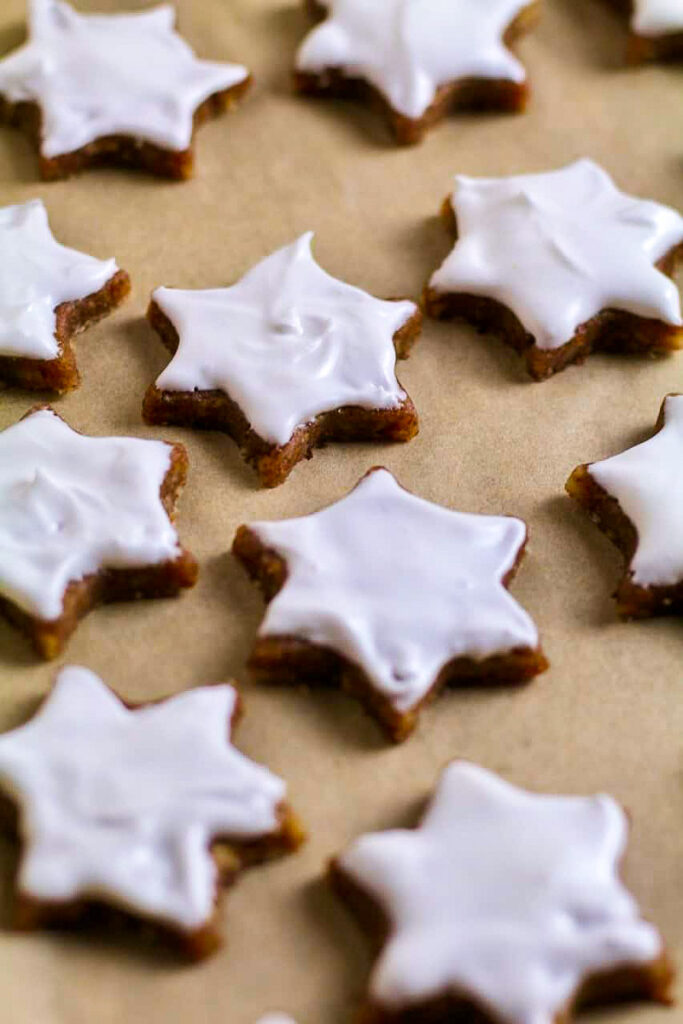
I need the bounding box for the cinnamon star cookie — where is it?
[233,467,546,741]
[331,761,673,1024]
[294,0,540,144]
[144,233,421,488]
[425,159,683,379]
[567,393,683,618]
[0,666,303,959]
[619,0,683,62]
[0,0,250,179]
[0,199,129,391]
[0,406,197,658]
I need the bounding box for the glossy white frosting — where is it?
[339,761,663,1023]
[429,158,683,351]
[246,468,539,713]
[0,0,248,158]
[0,666,286,932]
[153,233,416,447]
[632,0,683,35]
[589,394,683,587]
[0,199,118,360]
[255,1016,297,1024]
[0,408,183,621]
[296,0,529,120]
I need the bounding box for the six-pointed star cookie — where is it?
[0,199,130,391]
[143,233,421,488]
[624,0,683,62]
[0,406,197,659]
[425,158,683,379]
[294,0,540,144]
[0,665,303,959]
[331,761,673,1024]
[233,467,546,741]
[0,0,250,180]
[566,393,683,619]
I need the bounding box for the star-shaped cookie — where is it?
[566,393,683,618]
[331,761,673,1024]
[233,467,546,741]
[0,0,251,180]
[0,666,303,958]
[144,233,421,488]
[425,158,683,379]
[0,406,197,659]
[0,199,130,391]
[294,0,540,144]
[624,0,683,62]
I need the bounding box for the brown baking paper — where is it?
[0,1,681,1021]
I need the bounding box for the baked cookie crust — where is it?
[232,469,547,742]
[0,268,130,392]
[0,80,251,181]
[566,394,683,619]
[294,0,540,145]
[330,762,674,1024]
[143,299,421,490]
[0,406,198,659]
[424,196,683,381]
[330,861,673,1024]
[0,675,304,961]
[606,0,683,62]
[0,2,252,180]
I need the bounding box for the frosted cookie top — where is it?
[296,0,530,119]
[246,467,539,713]
[0,667,286,931]
[632,0,683,36]
[153,233,416,447]
[0,199,118,360]
[589,394,683,587]
[0,0,249,158]
[429,158,683,351]
[338,761,663,1023]
[0,408,182,620]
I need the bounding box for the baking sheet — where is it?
[0,1,682,1021]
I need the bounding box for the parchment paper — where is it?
[0,1,681,1022]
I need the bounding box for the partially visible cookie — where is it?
[566,393,683,619]
[0,666,304,959]
[331,760,674,1024]
[0,406,197,659]
[424,159,683,380]
[0,0,251,180]
[294,0,540,144]
[144,233,421,488]
[615,0,683,62]
[233,467,546,741]
[0,199,130,391]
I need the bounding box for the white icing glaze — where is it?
[247,468,539,713]
[632,0,683,36]
[0,666,286,932]
[153,233,416,447]
[338,761,663,1023]
[429,158,683,351]
[588,394,683,587]
[295,0,529,120]
[0,0,248,158]
[255,1016,298,1024]
[0,408,183,621]
[0,199,118,360]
